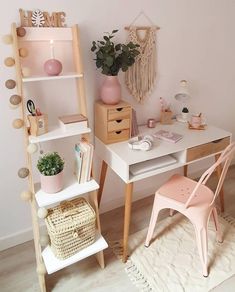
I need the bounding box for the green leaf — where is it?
[105,56,114,67]
[91,46,96,52]
[104,36,109,41]
[112,29,118,34]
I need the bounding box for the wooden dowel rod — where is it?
[124,25,160,30]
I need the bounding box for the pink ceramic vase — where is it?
[44,59,62,76]
[40,171,63,193]
[100,75,121,105]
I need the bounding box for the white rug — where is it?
[111,214,235,292]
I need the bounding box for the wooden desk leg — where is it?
[215,154,225,212]
[97,160,108,207]
[184,165,188,177]
[122,182,133,263]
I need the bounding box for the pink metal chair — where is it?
[145,142,235,277]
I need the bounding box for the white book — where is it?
[58,114,88,131]
[74,143,84,182]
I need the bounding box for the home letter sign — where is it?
[19,9,66,27]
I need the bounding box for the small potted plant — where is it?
[182,107,189,121]
[91,29,140,104]
[37,152,64,193]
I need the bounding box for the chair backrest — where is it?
[185,142,235,208]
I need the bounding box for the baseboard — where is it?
[0,224,46,252]
[1,163,234,251]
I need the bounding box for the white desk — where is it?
[95,121,231,262]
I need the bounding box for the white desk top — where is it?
[103,122,231,165]
[95,121,231,183]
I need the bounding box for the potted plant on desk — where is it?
[91,29,140,105]
[37,152,64,193]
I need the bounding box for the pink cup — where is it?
[191,115,202,128]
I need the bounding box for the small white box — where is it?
[58,114,88,131]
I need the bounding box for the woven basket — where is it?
[45,197,96,259]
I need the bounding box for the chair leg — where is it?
[194,226,208,277]
[145,195,160,247]
[212,207,223,243]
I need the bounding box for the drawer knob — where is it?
[116,107,123,112]
[116,119,122,123]
[212,139,223,143]
[116,131,122,134]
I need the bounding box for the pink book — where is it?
[153,130,183,143]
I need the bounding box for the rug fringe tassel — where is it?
[125,259,152,291]
[221,213,235,227]
[109,240,152,291]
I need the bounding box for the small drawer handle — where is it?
[116,107,123,112]
[116,131,122,134]
[116,119,122,123]
[212,139,223,143]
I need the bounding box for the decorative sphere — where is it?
[4,57,15,67]
[5,79,16,89]
[2,34,13,44]
[18,167,29,178]
[22,67,31,77]
[27,143,38,154]
[44,59,62,76]
[19,47,28,58]
[10,94,22,105]
[12,119,24,129]
[20,190,32,201]
[36,263,46,275]
[17,27,26,37]
[37,208,48,219]
[40,234,50,246]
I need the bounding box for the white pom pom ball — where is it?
[2,34,13,44]
[37,208,48,219]
[27,143,38,154]
[37,263,46,275]
[20,191,32,201]
[40,234,50,246]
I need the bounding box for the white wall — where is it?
[1,0,235,249]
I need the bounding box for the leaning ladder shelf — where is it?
[11,23,107,292]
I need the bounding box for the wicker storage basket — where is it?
[45,197,96,259]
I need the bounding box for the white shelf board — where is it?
[42,232,108,274]
[29,126,91,144]
[22,72,83,82]
[35,178,99,207]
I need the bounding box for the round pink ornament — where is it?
[44,59,62,76]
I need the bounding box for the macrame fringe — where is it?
[109,240,153,291]
[125,26,157,103]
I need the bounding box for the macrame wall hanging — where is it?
[125,11,160,103]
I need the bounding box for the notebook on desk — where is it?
[129,155,177,176]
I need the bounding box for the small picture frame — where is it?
[28,114,48,136]
[160,111,173,125]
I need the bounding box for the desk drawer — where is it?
[107,129,130,143]
[186,137,230,162]
[107,119,130,132]
[108,107,131,120]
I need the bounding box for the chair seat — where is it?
[157,174,214,208]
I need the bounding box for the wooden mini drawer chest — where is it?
[95,100,132,144]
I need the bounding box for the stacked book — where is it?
[75,140,94,184]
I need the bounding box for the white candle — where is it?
[50,40,54,59]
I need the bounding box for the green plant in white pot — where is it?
[37,152,64,193]
[91,29,140,105]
